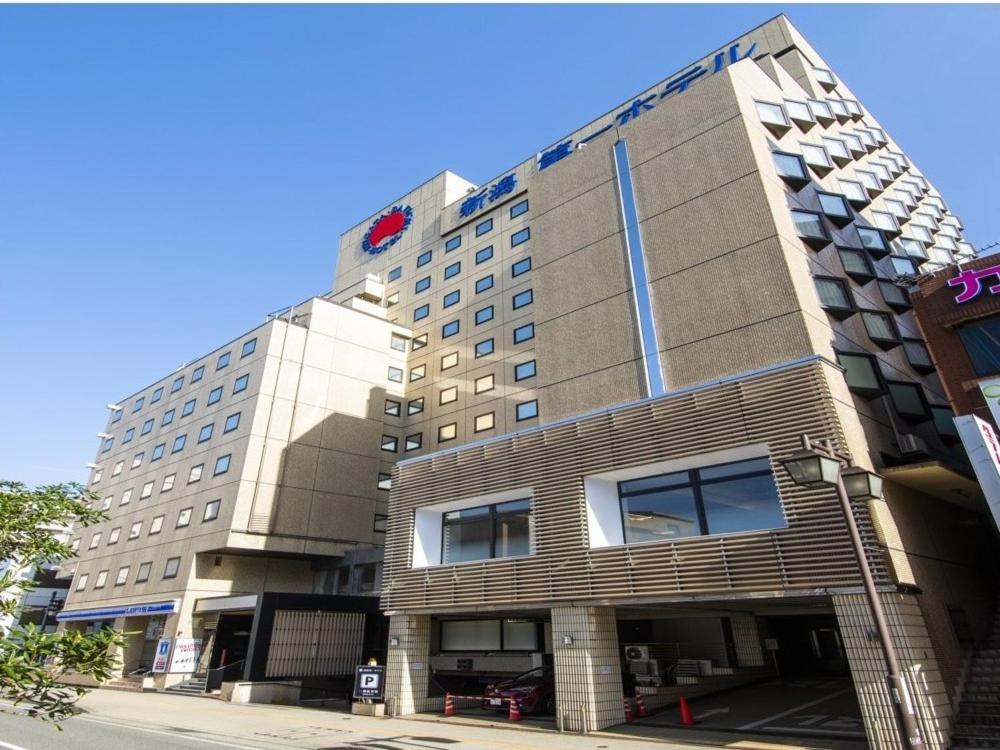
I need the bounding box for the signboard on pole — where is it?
[151,638,172,673]
[168,638,203,674]
[955,415,1000,532]
[353,665,385,700]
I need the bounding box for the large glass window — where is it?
[790,210,829,247]
[442,499,531,564]
[861,311,900,346]
[755,100,788,128]
[814,277,854,315]
[772,152,809,188]
[958,316,1000,377]
[618,457,784,544]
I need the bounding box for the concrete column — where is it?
[730,614,765,667]
[551,606,624,731]
[108,616,129,678]
[385,614,434,715]
[833,592,952,750]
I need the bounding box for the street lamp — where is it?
[780,434,924,750]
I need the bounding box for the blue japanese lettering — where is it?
[616,95,656,126]
[538,140,573,171]
[488,174,517,202]
[459,190,487,218]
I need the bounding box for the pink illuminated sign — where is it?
[948,264,1000,304]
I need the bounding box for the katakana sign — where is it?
[948,264,1000,304]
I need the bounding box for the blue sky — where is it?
[2,4,998,488]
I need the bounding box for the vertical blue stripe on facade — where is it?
[612,139,666,398]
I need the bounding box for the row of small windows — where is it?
[412,257,532,299]
[75,554,187,591]
[101,377,249,454]
[387,224,531,287]
[380,400,539,453]
[386,359,536,414]
[114,339,256,424]
[105,412,241,471]
[80,500,222,558]
[414,288,533,326]
[95,452,236,513]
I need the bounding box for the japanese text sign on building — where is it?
[948,264,1000,304]
[353,664,385,700]
[168,637,203,674]
[459,174,517,218]
[537,41,757,172]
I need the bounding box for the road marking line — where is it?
[75,716,272,750]
[0,740,32,750]
[737,687,854,730]
[760,725,866,738]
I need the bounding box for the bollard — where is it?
[678,695,696,726]
[444,692,455,717]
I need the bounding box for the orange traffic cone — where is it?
[623,697,634,723]
[444,692,455,716]
[678,695,696,726]
[635,692,648,718]
[508,696,522,722]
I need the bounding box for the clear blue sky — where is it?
[2,4,998,488]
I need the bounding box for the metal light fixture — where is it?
[841,465,883,500]
[780,450,841,488]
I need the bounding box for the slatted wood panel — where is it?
[383,360,892,612]
[264,610,364,678]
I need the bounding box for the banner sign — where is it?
[151,639,172,673]
[955,415,1000,533]
[353,665,385,700]
[168,638,203,674]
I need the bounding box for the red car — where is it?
[481,666,556,715]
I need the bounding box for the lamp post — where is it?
[780,434,924,750]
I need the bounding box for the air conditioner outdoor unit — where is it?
[624,645,650,661]
[898,433,928,454]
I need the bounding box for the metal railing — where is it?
[205,659,245,692]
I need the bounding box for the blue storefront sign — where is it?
[55,600,179,622]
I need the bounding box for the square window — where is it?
[140,480,154,499]
[198,423,214,443]
[151,387,164,404]
[76,573,88,591]
[213,454,231,475]
[442,320,460,338]
[857,226,888,256]
[133,397,144,413]
[443,289,461,308]
[903,339,934,372]
[516,400,539,421]
[415,276,431,293]
[887,381,930,421]
[773,151,809,188]
[441,352,459,370]
[755,100,789,128]
[176,508,192,528]
[102,437,114,453]
[162,474,176,492]
[120,488,133,505]
[233,374,249,394]
[861,311,900,347]
[112,460,124,477]
[204,499,221,522]
[385,400,401,417]
[413,304,430,322]
[475,373,495,394]
[381,435,398,453]
[814,67,836,86]
[510,199,529,218]
[207,386,223,405]
[408,397,425,416]
[822,137,850,162]
[814,277,854,317]
[149,516,164,535]
[514,360,536,381]
[108,527,121,545]
[445,236,462,252]
[182,399,196,417]
[475,338,495,358]
[390,334,407,352]
[191,365,205,383]
[387,266,402,282]
[784,99,813,124]
[476,218,493,236]
[417,250,433,267]
[511,257,532,277]
[171,376,185,393]
[131,452,144,469]
[412,333,428,350]
[115,566,129,586]
[377,473,392,491]
[123,428,134,445]
[217,351,231,370]
[89,532,102,549]
[474,412,495,433]
[438,423,457,442]
[475,305,494,325]
[511,228,530,247]
[475,274,494,294]
[801,143,832,170]
[513,323,534,344]
[410,364,426,382]
[162,409,175,427]
[808,98,834,121]
[475,246,494,264]
[94,571,107,589]
[839,179,868,205]
[172,435,186,453]
[128,521,142,540]
[101,495,112,511]
[790,210,829,248]
[92,468,103,484]
[817,192,851,222]
[405,433,422,451]
[141,418,154,435]
[188,464,204,483]
[241,339,256,358]
[512,289,533,310]
[388,366,403,383]
[440,386,458,405]
[135,563,151,583]
[163,557,181,579]
[890,256,918,277]
[111,410,123,424]
[444,261,461,280]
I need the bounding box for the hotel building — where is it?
[62,13,997,750]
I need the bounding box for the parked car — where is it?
[481,665,556,715]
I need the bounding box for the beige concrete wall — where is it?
[551,606,624,731]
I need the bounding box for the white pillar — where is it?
[551,606,624,731]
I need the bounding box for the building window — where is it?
[415,276,431,294]
[374,514,388,534]
[958,316,1000,377]
[163,557,181,580]
[122,428,135,445]
[476,218,493,236]
[171,376,185,393]
[387,266,402,282]
[890,256,918,277]
[475,338,495,358]
[814,276,855,319]
[141,419,154,435]
[241,339,257,358]
[822,137,850,164]
[475,374,495,394]
[140,481,154,499]
[772,151,809,189]
[755,100,789,128]
[182,399,196,417]
[475,274,494,294]
[115,566,130,586]
[111,410,123,425]
[861,311,901,348]
[839,248,874,284]
[413,304,430,322]
[408,397,425,416]
[390,334,407,352]
[887,381,931,422]
[120,488,133,505]
[511,257,532,277]
[839,179,869,206]
[107,527,121,545]
[790,209,829,248]
[172,435,187,454]
[619,457,784,543]
[176,508,192,528]
[149,516,163,535]
[198,424,214,443]
[514,360,536,381]
[511,228,530,247]
[800,143,833,172]
[516,400,539,421]
[512,289,533,310]
[133,397,144,413]
[441,352,459,370]
[412,333,428,350]
[204,499,221,522]
[213,454,231,475]
[474,412,495,433]
[135,563,151,583]
[857,227,889,257]
[217,351,231,370]
[442,320,460,338]
[188,464,204,483]
[808,99,834,122]
[932,406,960,441]
[442,498,531,564]
[475,246,494,264]
[903,339,935,373]
[816,192,852,226]
[409,364,426,382]
[381,435,398,453]
[510,199,529,218]
[89,532,102,549]
[191,365,205,384]
[91,468,103,484]
[443,290,461,308]
[388,366,404,383]
[224,413,240,433]
[162,474,176,492]
[101,437,114,454]
[440,386,458,405]
[784,99,813,126]
[131,452,144,469]
[112,460,124,477]
[385,399,401,417]
[438,423,457,442]
[378,473,392,491]
[405,433,422,451]
[100,496,112,511]
[444,261,461,280]
[413,250,432,269]
[513,323,534,344]
[128,522,142,540]
[445,236,462,252]
[475,305,494,325]
[162,409,175,427]
[75,573,89,591]
[94,571,108,589]
[233,374,250,394]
